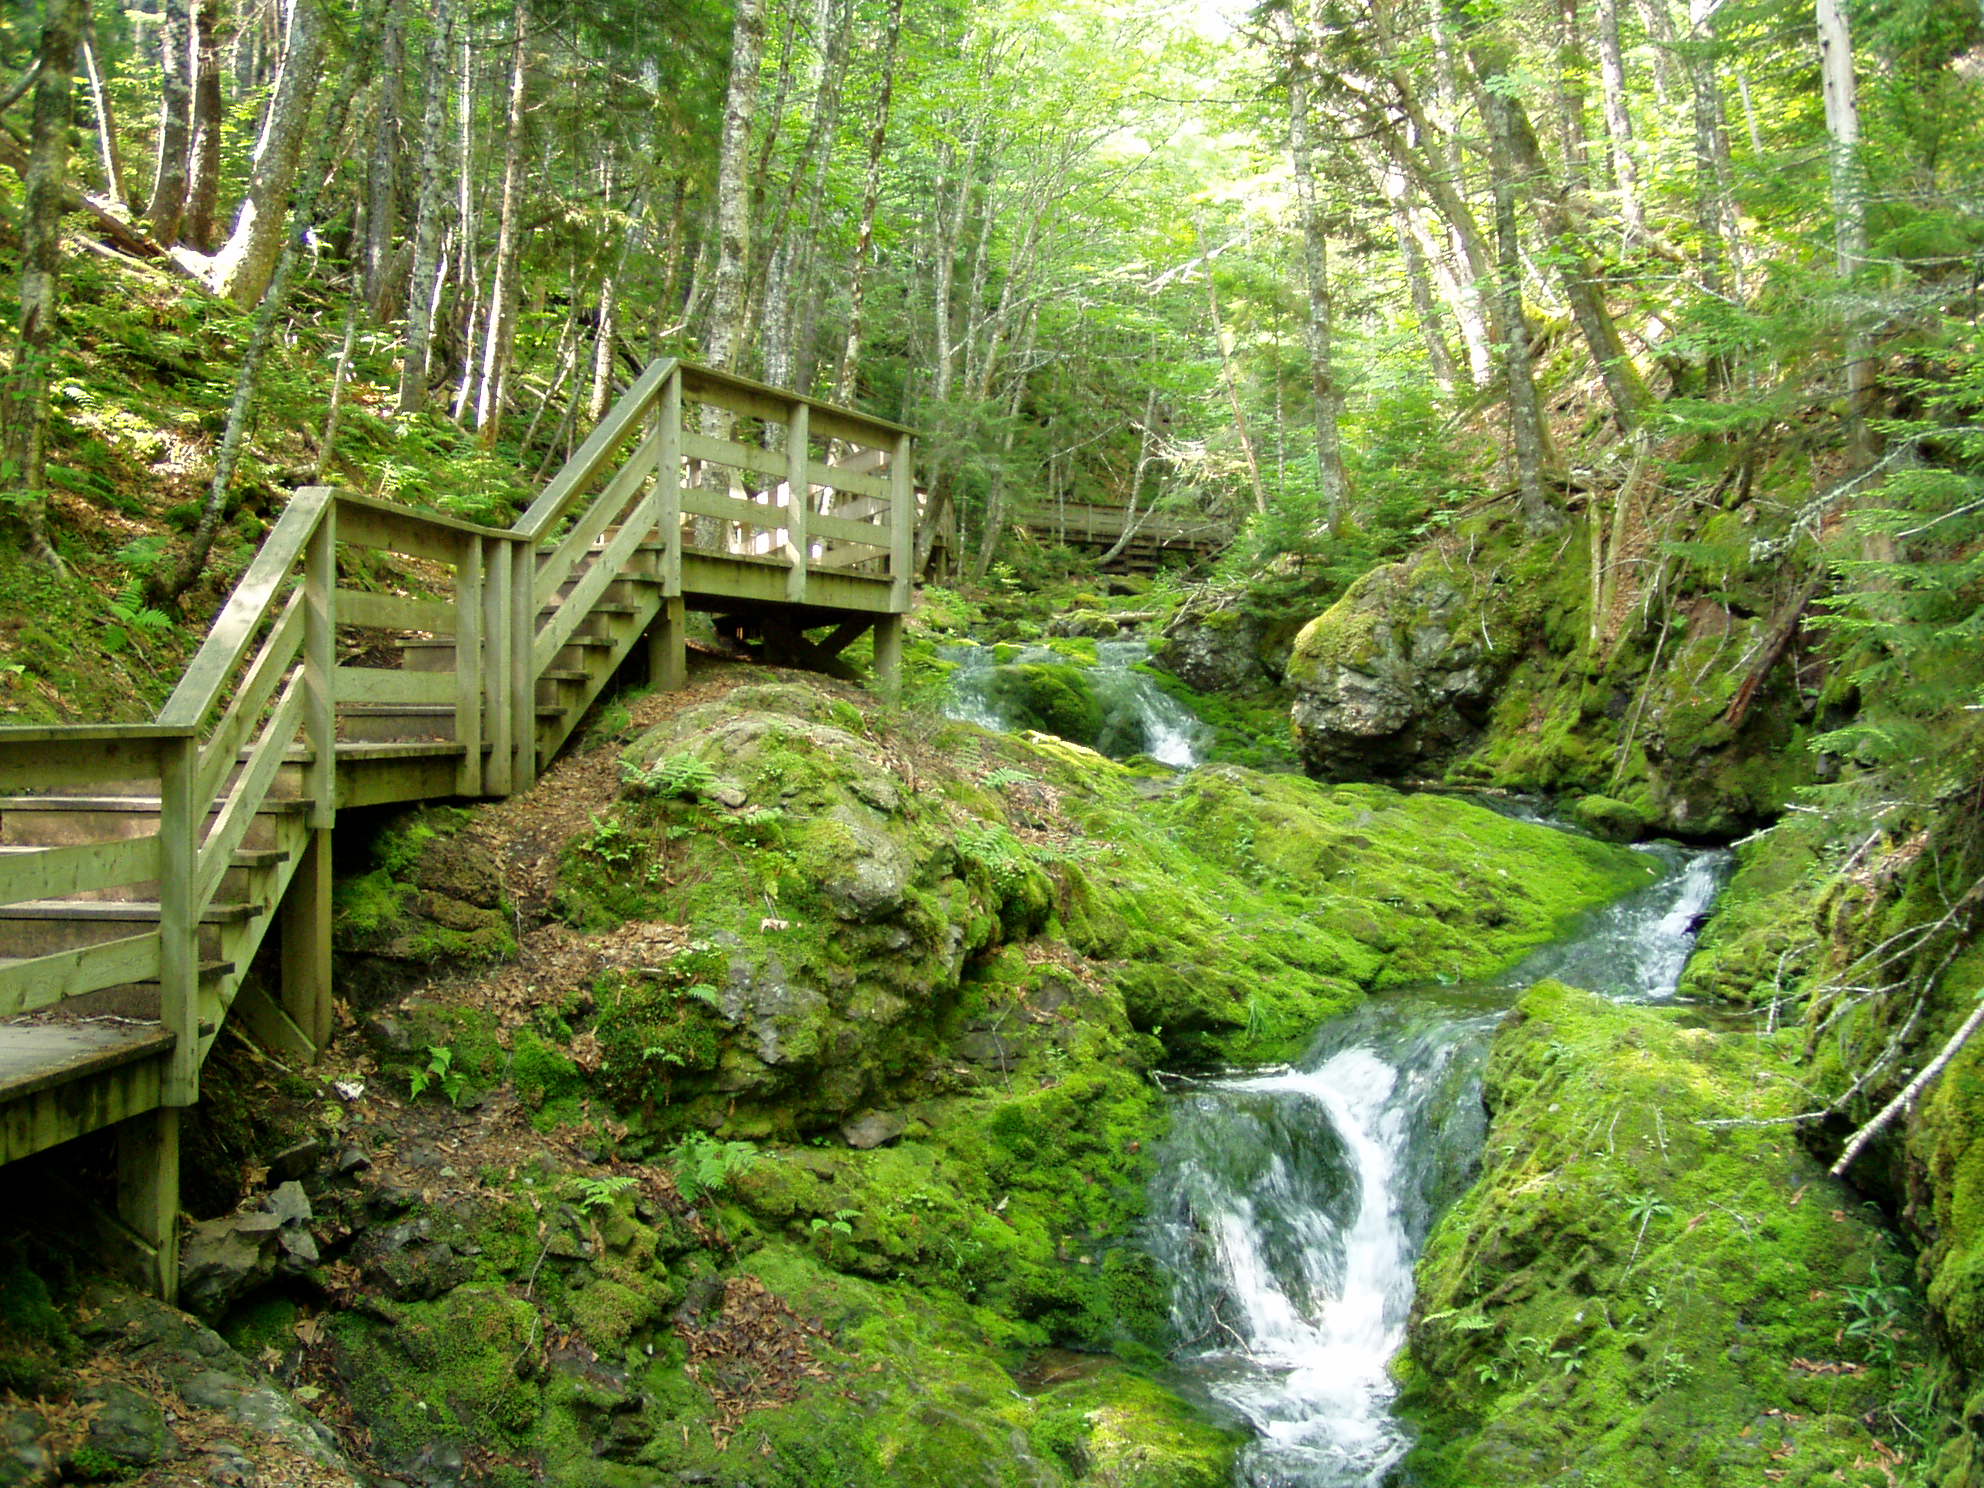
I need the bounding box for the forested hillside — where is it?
[3,0,1984,1484]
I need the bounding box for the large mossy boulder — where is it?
[1401,981,1920,1487]
[981,661,1105,745]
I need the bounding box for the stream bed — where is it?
[1147,843,1730,1486]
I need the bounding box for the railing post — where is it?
[786,401,810,605]
[455,535,483,797]
[483,536,513,796]
[511,539,536,791]
[303,501,336,829]
[659,368,683,598]
[889,432,915,612]
[157,732,199,1106]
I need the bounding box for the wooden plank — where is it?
[483,538,512,797]
[161,487,329,730]
[678,486,792,534]
[0,931,162,1015]
[535,482,663,672]
[510,542,535,789]
[0,1042,170,1165]
[681,429,790,484]
[534,419,668,611]
[808,511,890,546]
[679,554,893,613]
[157,734,198,1104]
[278,827,332,1055]
[889,432,915,610]
[334,590,453,632]
[786,402,810,605]
[334,499,481,564]
[813,465,891,503]
[304,507,337,828]
[658,371,683,600]
[0,837,160,909]
[332,667,453,705]
[194,590,303,807]
[678,362,913,443]
[194,681,303,910]
[333,489,516,542]
[516,357,676,537]
[0,734,177,794]
[454,539,482,797]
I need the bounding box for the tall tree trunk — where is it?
[79,6,126,209]
[474,1,528,442]
[363,0,406,323]
[1482,83,1559,532]
[1552,0,1590,186]
[1631,0,1684,105]
[1202,243,1268,517]
[1,0,84,571]
[182,0,223,250]
[832,0,903,403]
[761,0,851,391]
[1388,185,1460,390]
[1286,53,1348,534]
[701,0,764,376]
[396,0,453,416]
[1817,0,1870,461]
[145,0,192,243]
[1595,0,1644,234]
[210,0,325,305]
[1682,0,1744,300]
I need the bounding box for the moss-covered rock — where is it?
[332,806,515,999]
[1401,981,1921,1487]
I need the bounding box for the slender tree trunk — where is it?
[210,0,325,305]
[1632,0,1684,105]
[1683,0,1745,299]
[182,0,223,250]
[1552,0,1589,186]
[969,312,1041,578]
[1202,244,1268,517]
[80,7,126,209]
[1,0,84,570]
[1817,0,1871,461]
[145,0,193,243]
[1595,0,1644,234]
[449,16,479,421]
[1389,187,1460,390]
[1482,83,1559,531]
[832,0,903,403]
[363,0,406,323]
[396,0,453,416]
[1286,54,1348,533]
[313,296,360,481]
[761,0,851,391]
[474,1,528,442]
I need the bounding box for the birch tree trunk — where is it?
[1482,84,1559,532]
[1,0,83,570]
[1817,0,1871,460]
[80,8,126,209]
[474,1,529,443]
[832,0,903,403]
[701,0,764,377]
[145,0,193,243]
[363,0,406,323]
[210,0,325,305]
[1595,0,1644,234]
[396,0,453,416]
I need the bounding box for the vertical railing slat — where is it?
[304,502,336,828]
[786,401,810,605]
[889,432,915,612]
[158,734,198,1104]
[483,536,513,797]
[455,535,483,797]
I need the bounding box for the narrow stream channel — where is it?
[1148,843,1730,1486]
[942,641,1208,767]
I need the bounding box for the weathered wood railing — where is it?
[0,358,916,1296]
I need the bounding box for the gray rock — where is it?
[956,1030,1016,1067]
[178,1215,278,1319]
[75,1381,170,1469]
[267,1139,323,1183]
[266,1181,313,1225]
[840,1110,907,1149]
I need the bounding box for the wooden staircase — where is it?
[0,360,917,1298]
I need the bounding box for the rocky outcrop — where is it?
[1287,559,1521,781]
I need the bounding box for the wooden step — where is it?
[0,1020,176,1109]
[398,632,621,673]
[336,705,565,744]
[0,795,313,851]
[0,899,262,960]
[0,844,286,905]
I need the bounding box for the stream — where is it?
[1147,842,1731,1486]
[942,640,1209,767]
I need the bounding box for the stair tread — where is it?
[0,795,314,813]
[0,953,233,977]
[0,1020,176,1105]
[0,844,286,867]
[0,899,260,923]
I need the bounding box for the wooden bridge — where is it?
[1014,500,1229,575]
[0,360,915,1299]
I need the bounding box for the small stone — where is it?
[711,785,748,808]
[265,1181,312,1226]
[75,1382,171,1470]
[335,1145,371,1175]
[0,1408,55,1488]
[840,1111,907,1150]
[277,1227,320,1264]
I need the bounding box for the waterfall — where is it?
[941,640,1208,767]
[1149,843,1731,1486]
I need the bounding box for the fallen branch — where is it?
[0,125,167,262]
[1831,996,1984,1177]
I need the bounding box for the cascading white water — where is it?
[1150,841,1731,1487]
[940,639,1209,767]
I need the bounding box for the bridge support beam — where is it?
[872,615,903,701]
[647,596,688,692]
[116,1106,180,1303]
[278,828,334,1054]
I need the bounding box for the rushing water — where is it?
[941,640,1208,767]
[1148,842,1731,1486]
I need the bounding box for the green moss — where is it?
[1401,981,1920,1487]
[1568,793,1648,842]
[982,662,1105,746]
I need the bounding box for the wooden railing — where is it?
[0,359,916,1102]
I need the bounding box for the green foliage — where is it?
[629,751,718,801]
[570,1174,638,1213]
[671,1130,760,1202]
[408,1045,469,1105]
